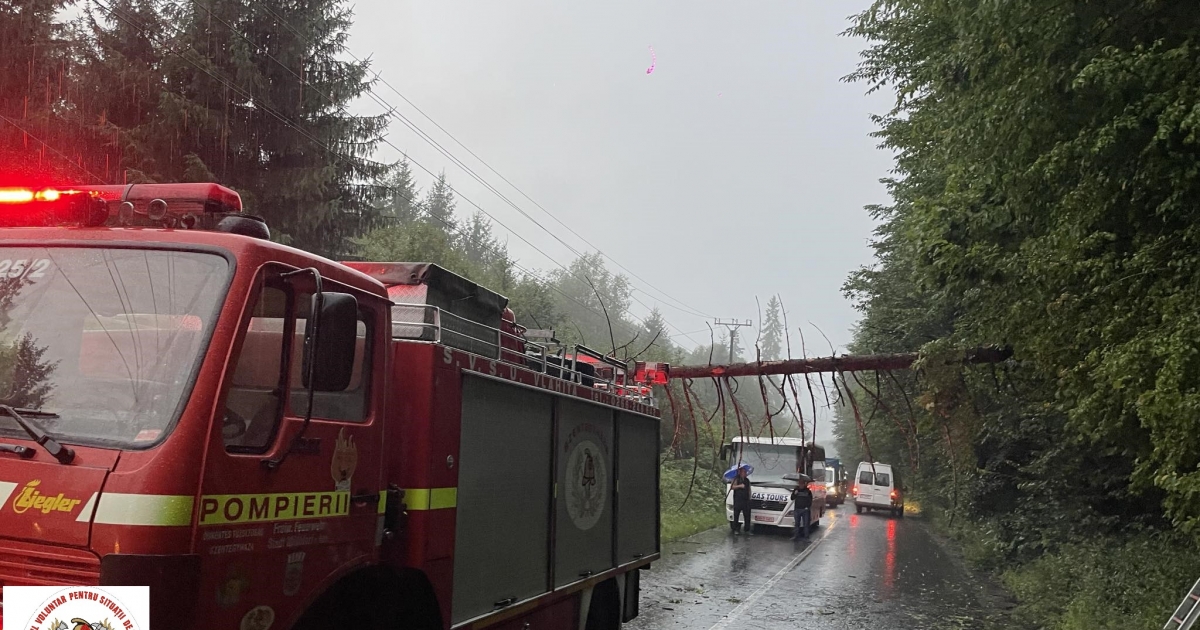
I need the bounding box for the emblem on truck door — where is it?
[216,565,250,609]
[330,429,358,492]
[565,440,607,531]
[240,605,275,630]
[283,551,305,596]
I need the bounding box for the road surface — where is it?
[628,507,1019,629]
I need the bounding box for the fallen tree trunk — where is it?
[667,345,1012,380]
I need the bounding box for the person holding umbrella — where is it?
[726,463,754,535]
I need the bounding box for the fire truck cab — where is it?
[0,184,662,630]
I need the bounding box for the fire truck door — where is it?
[195,267,385,626]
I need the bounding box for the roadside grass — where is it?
[662,509,727,543]
[919,499,1199,630]
[660,459,727,543]
[1001,534,1200,630]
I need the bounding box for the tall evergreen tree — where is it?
[98,0,392,256]
[374,159,420,224]
[75,0,171,184]
[422,172,456,230]
[635,307,682,363]
[0,0,100,183]
[760,296,783,361]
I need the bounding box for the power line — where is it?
[372,93,715,319]
[90,0,702,347]
[241,1,713,322]
[155,0,705,346]
[0,115,108,185]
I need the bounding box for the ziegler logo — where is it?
[12,480,83,515]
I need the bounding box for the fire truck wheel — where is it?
[584,579,621,630]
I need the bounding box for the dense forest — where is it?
[830,1,1200,628]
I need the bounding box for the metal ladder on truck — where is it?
[1165,577,1200,630]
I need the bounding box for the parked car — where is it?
[852,461,904,517]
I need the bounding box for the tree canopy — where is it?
[831,3,1200,622]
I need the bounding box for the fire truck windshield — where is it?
[0,246,228,448]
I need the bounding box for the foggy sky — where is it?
[348,1,893,448]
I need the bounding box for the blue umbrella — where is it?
[723,463,754,482]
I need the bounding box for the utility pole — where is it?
[667,346,1013,379]
[713,318,752,363]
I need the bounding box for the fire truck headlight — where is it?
[147,198,169,221]
[118,201,136,223]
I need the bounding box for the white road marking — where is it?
[707,517,839,630]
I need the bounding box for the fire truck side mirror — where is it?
[303,292,358,392]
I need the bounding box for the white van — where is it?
[852,461,903,517]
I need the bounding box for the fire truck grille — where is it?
[750,499,788,512]
[0,543,100,588]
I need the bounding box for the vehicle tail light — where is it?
[852,485,858,496]
[633,361,670,385]
[890,490,898,499]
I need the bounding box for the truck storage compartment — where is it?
[616,412,659,564]
[555,399,615,587]
[453,376,553,624]
[344,262,509,358]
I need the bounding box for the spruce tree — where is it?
[110,0,393,256]
[0,0,99,183]
[74,0,172,184]
[639,308,672,361]
[422,172,457,230]
[374,160,421,223]
[760,296,783,361]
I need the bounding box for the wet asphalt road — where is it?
[628,506,1013,630]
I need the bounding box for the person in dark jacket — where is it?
[791,481,814,540]
[730,466,753,535]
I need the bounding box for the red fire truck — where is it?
[0,183,663,630]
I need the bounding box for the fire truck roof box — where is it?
[343,262,509,329]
